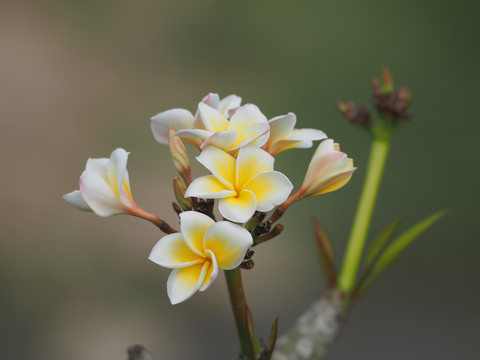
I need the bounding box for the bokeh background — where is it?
[1,0,479,359]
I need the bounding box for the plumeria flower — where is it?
[63,148,138,217]
[262,112,327,156]
[300,139,356,197]
[185,145,293,223]
[150,92,241,145]
[149,211,253,304]
[175,103,270,154]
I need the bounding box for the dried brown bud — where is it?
[336,101,371,127]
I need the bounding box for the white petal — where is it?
[243,171,293,212]
[180,211,215,256]
[151,109,195,145]
[312,139,336,158]
[107,148,129,195]
[231,122,270,150]
[304,151,347,189]
[236,146,274,189]
[63,190,92,211]
[175,128,212,140]
[218,189,257,223]
[79,170,124,217]
[196,146,236,188]
[203,222,253,269]
[199,130,238,151]
[267,113,296,144]
[149,233,204,268]
[286,128,327,141]
[85,158,109,177]
[185,175,236,199]
[218,95,242,116]
[199,250,218,291]
[167,262,209,304]
[228,104,268,134]
[198,102,229,132]
[201,92,220,109]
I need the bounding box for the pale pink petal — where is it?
[235,146,274,189]
[63,190,92,211]
[167,262,209,304]
[199,250,218,291]
[199,130,238,151]
[218,189,257,223]
[267,139,313,155]
[198,102,229,132]
[304,151,346,189]
[180,211,215,256]
[243,171,293,212]
[149,233,204,269]
[196,146,236,188]
[306,167,356,196]
[151,108,194,145]
[185,175,236,199]
[228,104,268,134]
[203,222,253,270]
[201,92,220,109]
[79,171,125,217]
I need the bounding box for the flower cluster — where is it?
[64,92,356,304]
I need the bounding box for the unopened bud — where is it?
[168,127,192,185]
[240,259,255,270]
[172,202,183,216]
[173,177,192,210]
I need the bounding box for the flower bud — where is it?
[173,177,192,211]
[300,139,356,197]
[168,127,191,185]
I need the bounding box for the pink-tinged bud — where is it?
[300,139,356,197]
[168,127,192,185]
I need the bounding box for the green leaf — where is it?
[375,210,446,275]
[311,218,337,289]
[355,210,446,299]
[265,318,279,360]
[365,217,404,266]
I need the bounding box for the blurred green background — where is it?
[1,0,478,359]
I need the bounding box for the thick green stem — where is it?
[225,267,260,359]
[338,133,391,292]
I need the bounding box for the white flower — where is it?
[300,139,356,197]
[149,211,253,304]
[150,93,241,145]
[176,103,270,153]
[63,148,138,217]
[262,113,327,156]
[185,146,293,223]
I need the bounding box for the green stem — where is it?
[225,267,260,359]
[338,132,392,292]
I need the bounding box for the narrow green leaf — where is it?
[311,218,337,289]
[265,318,279,360]
[365,217,404,266]
[355,210,446,299]
[375,210,446,274]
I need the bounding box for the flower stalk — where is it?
[225,267,260,359]
[338,127,392,292]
